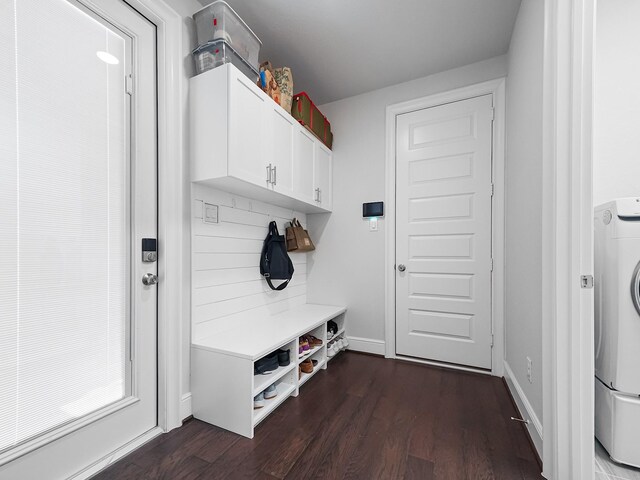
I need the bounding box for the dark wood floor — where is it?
[93,352,542,480]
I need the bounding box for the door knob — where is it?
[142,273,158,285]
[397,264,406,272]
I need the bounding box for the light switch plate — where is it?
[203,203,219,224]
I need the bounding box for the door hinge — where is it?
[490,107,495,121]
[491,334,494,347]
[581,275,594,289]
[125,74,133,96]
[490,258,494,271]
[490,183,495,197]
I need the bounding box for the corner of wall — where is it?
[504,361,543,458]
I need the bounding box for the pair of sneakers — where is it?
[327,337,349,357]
[254,383,277,409]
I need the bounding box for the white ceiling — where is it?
[196,0,521,105]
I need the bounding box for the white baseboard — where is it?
[180,393,192,421]
[503,361,543,457]
[70,426,163,480]
[346,336,385,356]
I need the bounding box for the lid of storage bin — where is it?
[191,39,259,74]
[194,1,262,46]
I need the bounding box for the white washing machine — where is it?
[595,197,640,467]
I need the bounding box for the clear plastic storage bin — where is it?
[193,1,261,70]
[192,39,259,81]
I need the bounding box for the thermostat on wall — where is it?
[363,202,384,218]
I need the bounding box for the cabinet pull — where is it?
[266,164,272,184]
[315,187,320,203]
[272,166,277,185]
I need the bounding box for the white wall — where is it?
[191,184,308,341]
[593,0,640,206]
[504,0,544,453]
[306,55,508,350]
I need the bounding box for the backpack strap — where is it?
[265,277,290,291]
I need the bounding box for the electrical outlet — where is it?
[527,357,532,383]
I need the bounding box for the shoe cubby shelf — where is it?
[253,381,296,427]
[191,303,346,438]
[298,344,322,362]
[299,358,327,388]
[327,327,345,342]
[327,328,348,362]
[253,362,296,397]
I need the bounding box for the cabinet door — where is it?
[270,105,295,196]
[292,127,315,204]
[228,71,272,188]
[314,142,332,210]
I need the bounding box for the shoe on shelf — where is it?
[300,359,314,374]
[263,383,278,400]
[254,352,279,375]
[277,349,290,366]
[299,337,310,355]
[342,337,349,349]
[254,392,265,409]
[306,335,323,347]
[327,320,338,337]
[311,359,318,367]
[327,343,336,358]
[327,331,334,341]
[335,339,344,351]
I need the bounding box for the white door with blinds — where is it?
[395,95,494,370]
[0,0,157,478]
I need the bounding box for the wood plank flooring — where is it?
[93,352,542,480]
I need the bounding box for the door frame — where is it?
[77,0,185,474]
[541,0,595,478]
[127,0,184,436]
[76,0,186,476]
[384,78,506,376]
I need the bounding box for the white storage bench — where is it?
[191,303,346,438]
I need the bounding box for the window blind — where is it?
[0,0,129,452]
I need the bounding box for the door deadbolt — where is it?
[142,273,158,286]
[142,238,157,263]
[397,264,406,272]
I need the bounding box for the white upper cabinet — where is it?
[190,64,332,213]
[268,104,295,198]
[314,142,332,211]
[293,128,316,204]
[227,72,272,189]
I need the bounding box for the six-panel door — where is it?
[395,94,494,370]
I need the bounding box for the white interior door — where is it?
[395,94,494,369]
[0,0,157,478]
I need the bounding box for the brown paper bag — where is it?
[258,61,281,106]
[285,218,315,252]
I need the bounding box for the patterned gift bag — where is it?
[274,67,294,114]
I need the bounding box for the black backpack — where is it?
[260,221,294,290]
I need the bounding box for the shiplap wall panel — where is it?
[191,184,308,337]
[192,263,307,290]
